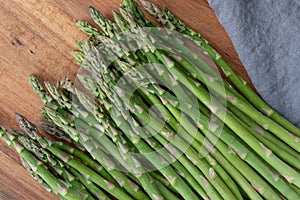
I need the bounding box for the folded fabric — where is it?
[208,0,300,127]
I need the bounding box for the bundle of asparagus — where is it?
[1,0,300,199]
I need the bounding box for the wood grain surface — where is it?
[0,0,253,199]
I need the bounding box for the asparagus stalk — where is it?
[229,108,300,170]
[15,115,134,200]
[74,91,165,200]
[139,0,300,138]
[36,121,123,188]
[104,79,236,200]
[78,73,215,198]
[96,7,300,181]
[44,78,166,199]
[38,121,72,144]
[67,168,110,200]
[29,75,56,105]
[115,56,245,198]
[75,7,300,198]
[42,79,180,198]
[120,4,300,153]
[100,23,298,194]
[144,45,300,167]
[140,58,300,198]
[11,129,98,200]
[20,157,66,199]
[130,34,300,187]
[129,70,282,198]
[120,0,248,105]
[113,61,282,200]
[155,58,300,186]
[50,141,117,184]
[195,102,300,199]
[42,105,151,200]
[2,2,299,200]
[85,50,239,199]
[76,21,103,37]
[89,6,116,38]
[76,27,258,198]
[104,96,202,199]
[77,125,183,200]
[94,25,298,196]
[82,54,204,199]
[0,128,88,200]
[29,75,79,143]
[40,107,80,143]
[154,181,180,200]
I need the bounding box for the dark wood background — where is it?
[0,0,252,199]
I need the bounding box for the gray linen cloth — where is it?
[207,0,300,127]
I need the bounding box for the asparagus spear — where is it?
[89,4,300,173]
[0,128,88,200]
[197,107,300,199]
[137,57,299,198]
[114,55,245,198]
[177,97,300,199]
[124,29,300,187]
[44,78,167,199]
[139,0,300,138]
[77,74,214,199]
[42,79,179,198]
[44,104,180,198]
[3,2,298,200]
[29,75,56,105]
[85,50,239,199]
[75,5,300,197]
[75,91,165,200]
[38,121,72,144]
[98,23,298,195]
[99,91,202,200]
[119,4,300,154]
[42,105,152,200]
[20,157,66,199]
[75,28,262,198]
[229,109,300,170]
[119,0,248,104]
[36,121,124,189]
[113,61,284,199]
[15,115,134,200]
[76,21,103,37]
[11,129,98,200]
[68,168,110,200]
[226,102,300,160]
[82,48,204,196]
[92,23,296,197]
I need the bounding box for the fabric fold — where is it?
[208,0,300,127]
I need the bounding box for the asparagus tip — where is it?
[15,112,23,120]
[15,113,28,128]
[0,126,6,137]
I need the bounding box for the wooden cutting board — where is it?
[0,0,253,199]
